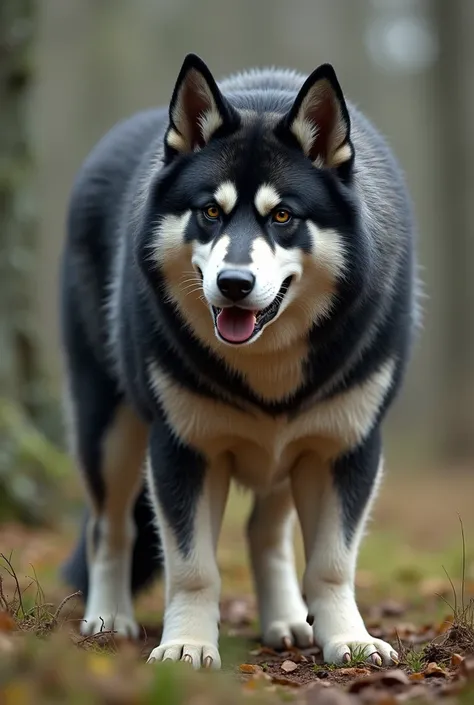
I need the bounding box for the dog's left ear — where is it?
[165,53,240,158]
[277,64,353,170]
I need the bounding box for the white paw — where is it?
[147,640,221,670]
[263,619,314,650]
[322,635,398,666]
[81,612,139,639]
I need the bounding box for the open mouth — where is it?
[212,276,293,345]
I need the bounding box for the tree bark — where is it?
[0,1,63,523]
[433,0,474,461]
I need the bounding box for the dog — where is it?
[60,53,418,669]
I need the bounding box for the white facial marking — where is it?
[306,221,346,280]
[254,184,281,217]
[213,181,238,214]
[152,212,192,269]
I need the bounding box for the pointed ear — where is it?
[165,53,240,157]
[277,64,353,170]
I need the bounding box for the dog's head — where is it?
[144,54,361,354]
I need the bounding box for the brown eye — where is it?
[273,209,292,224]
[203,204,221,220]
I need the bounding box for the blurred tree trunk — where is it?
[434,0,474,461]
[0,1,63,523]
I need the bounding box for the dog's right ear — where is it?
[165,54,240,160]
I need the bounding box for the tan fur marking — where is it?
[213,182,238,215]
[148,359,395,489]
[254,184,281,217]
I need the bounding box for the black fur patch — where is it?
[332,427,382,545]
[148,419,206,556]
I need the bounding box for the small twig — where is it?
[0,575,9,612]
[51,591,82,628]
[458,514,466,615]
[77,628,117,646]
[442,565,457,617]
[0,553,25,618]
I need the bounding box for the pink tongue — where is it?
[217,308,257,343]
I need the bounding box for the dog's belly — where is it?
[148,360,395,490]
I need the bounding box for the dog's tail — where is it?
[62,489,162,600]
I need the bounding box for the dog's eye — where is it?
[203,204,221,220]
[272,209,292,224]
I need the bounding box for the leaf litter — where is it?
[1,548,474,703]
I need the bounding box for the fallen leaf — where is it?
[451,653,464,668]
[423,661,447,678]
[339,667,371,677]
[281,659,298,673]
[348,668,410,693]
[409,673,425,681]
[0,611,15,633]
[239,663,260,674]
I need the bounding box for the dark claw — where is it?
[306,614,314,626]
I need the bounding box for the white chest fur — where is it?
[148,360,394,490]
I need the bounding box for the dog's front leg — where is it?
[146,421,229,669]
[291,429,398,666]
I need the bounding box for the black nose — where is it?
[217,269,255,302]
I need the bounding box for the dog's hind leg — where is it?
[291,430,398,666]
[247,483,313,650]
[62,329,150,637]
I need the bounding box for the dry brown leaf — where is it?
[239,663,260,674]
[281,659,298,673]
[347,668,409,694]
[423,661,447,678]
[339,667,371,678]
[451,653,464,668]
[0,611,15,633]
[409,672,425,681]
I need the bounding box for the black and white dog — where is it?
[61,54,417,669]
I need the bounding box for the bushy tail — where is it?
[62,489,162,600]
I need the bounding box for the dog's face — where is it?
[146,54,359,354]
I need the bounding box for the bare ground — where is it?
[1,467,474,703]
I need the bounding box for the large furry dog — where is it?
[61,54,417,669]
